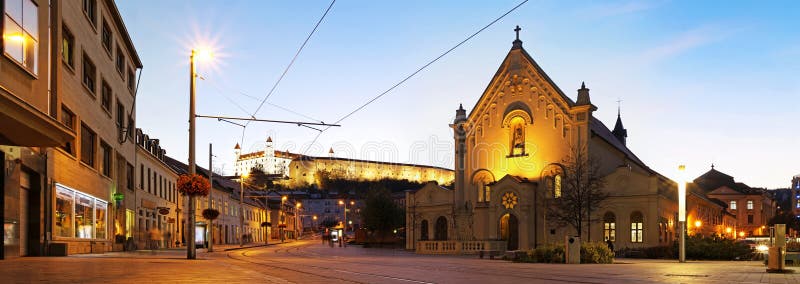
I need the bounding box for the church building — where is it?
[406,27,683,253]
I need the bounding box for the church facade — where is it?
[406,29,683,252]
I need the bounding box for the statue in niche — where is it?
[510,119,525,156]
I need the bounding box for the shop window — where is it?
[3,0,39,74]
[95,201,107,239]
[55,186,75,237]
[75,193,94,238]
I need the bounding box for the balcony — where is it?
[0,87,73,146]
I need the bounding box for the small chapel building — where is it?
[406,27,686,253]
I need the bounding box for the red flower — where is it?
[177,174,210,197]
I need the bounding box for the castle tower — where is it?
[265,136,275,157]
[234,143,241,175]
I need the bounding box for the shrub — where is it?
[517,244,565,263]
[675,235,752,260]
[787,242,800,252]
[580,241,614,263]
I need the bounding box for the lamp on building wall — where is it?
[677,164,687,263]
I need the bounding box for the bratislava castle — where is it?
[234,137,454,187]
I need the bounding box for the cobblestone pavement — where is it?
[1,240,799,283]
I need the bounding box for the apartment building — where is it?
[132,129,179,249]
[1,0,74,259]
[48,0,142,255]
[2,0,140,258]
[164,156,270,247]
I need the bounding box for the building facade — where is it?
[698,167,777,237]
[2,0,141,258]
[164,156,270,246]
[1,0,74,259]
[49,0,142,255]
[407,30,689,252]
[233,136,297,177]
[132,129,179,249]
[792,175,800,216]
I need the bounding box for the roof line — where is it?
[103,0,143,68]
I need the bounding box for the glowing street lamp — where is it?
[187,48,213,259]
[694,220,702,228]
[677,164,687,263]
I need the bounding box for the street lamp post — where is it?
[187,49,198,260]
[281,196,287,243]
[296,203,301,239]
[239,171,248,247]
[187,48,211,260]
[677,164,687,263]
[207,143,213,252]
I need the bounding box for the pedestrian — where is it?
[606,238,614,252]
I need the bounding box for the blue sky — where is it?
[117,0,799,188]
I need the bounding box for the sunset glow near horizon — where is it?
[118,1,799,189]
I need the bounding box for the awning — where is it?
[0,89,74,147]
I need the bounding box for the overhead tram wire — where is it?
[247,0,336,125]
[204,76,325,125]
[301,0,529,155]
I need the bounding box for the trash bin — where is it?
[566,236,580,264]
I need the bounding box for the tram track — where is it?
[224,241,434,284]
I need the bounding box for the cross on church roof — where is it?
[514,25,521,40]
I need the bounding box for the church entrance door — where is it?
[500,213,519,250]
[434,216,448,240]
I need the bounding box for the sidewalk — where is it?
[73,242,287,259]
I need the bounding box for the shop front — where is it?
[52,183,109,255]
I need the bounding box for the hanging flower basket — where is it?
[260,222,272,228]
[202,208,220,220]
[177,174,211,197]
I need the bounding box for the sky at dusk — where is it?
[116,0,799,189]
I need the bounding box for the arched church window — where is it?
[631,211,644,243]
[473,170,494,203]
[509,116,526,156]
[553,174,562,198]
[603,212,616,242]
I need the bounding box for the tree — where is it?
[547,145,608,241]
[768,211,800,234]
[361,185,404,233]
[321,217,338,228]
